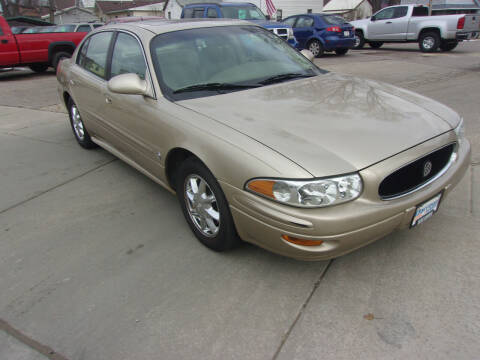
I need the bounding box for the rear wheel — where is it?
[308,39,324,57]
[175,157,240,252]
[419,32,440,52]
[68,98,97,149]
[52,51,71,71]
[353,31,365,49]
[369,41,383,49]
[335,48,349,55]
[29,64,48,73]
[439,40,458,51]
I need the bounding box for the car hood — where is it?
[248,20,289,28]
[179,73,458,177]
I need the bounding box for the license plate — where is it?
[344,31,350,36]
[411,193,442,227]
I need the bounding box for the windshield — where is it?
[150,26,323,100]
[221,6,266,20]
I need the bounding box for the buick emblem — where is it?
[423,160,433,178]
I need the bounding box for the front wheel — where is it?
[335,48,349,55]
[369,41,383,49]
[419,32,440,52]
[439,41,458,51]
[353,31,365,49]
[68,98,97,149]
[308,39,324,58]
[176,157,239,252]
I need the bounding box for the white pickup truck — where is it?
[351,5,480,52]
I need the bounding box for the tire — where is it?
[335,48,349,55]
[67,98,97,149]
[29,64,48,73]
[308,39,324,58]
[353,31,365,49]
[175,157,240,252]
[419,32,440,52]
[439,41,458,51]
[369,41,383,49]
[52,51,71,71]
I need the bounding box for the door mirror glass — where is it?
[107,73,148,95]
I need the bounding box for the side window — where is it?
[296,16,314,28]
[183,8,194,18]
[193,8,205,18]
[373,7,395,20]
[207,8,217,18]
[76,25,91,32]
[76,38,90,66]
[283,17,297,27]
[412,7,428,16]
[110,32,147,80]
[93,24,104,28]
[393,6,408,18]
[79,32,113,79]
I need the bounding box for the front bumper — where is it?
[222,132,470,260]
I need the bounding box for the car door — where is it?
[388,6,410,40]
[293,16,315,49]
[0,23,19,66]
[101,31,162,175]
[368,7,396,40]
[68,31,115,140]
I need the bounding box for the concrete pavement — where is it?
[1,42,479,359]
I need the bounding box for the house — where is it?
[40,6,99,23]
[322,0,372,20]
[163,0,324,20]
[95,0,165,21]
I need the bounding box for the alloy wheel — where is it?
[71,104,85,141]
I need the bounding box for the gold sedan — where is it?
[57,20,470,260]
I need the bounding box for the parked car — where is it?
[181,2,298,47]
[53,23,104,33]
[57,19,470,260]
[351,5,480,52]
[0,15,92,72]
[283,13,355,57]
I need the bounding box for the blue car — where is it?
[283,14,355,57]
[181,2,298,48]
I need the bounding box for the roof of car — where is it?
[103,18,255,34]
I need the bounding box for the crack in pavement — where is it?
[0,159,117,216]
[0,318,70,360]
[271,259,334,360]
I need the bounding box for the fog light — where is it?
[281,235,323,246]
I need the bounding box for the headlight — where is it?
[245,174,363,208]
[287,27,294,40]
[454,118,465,141]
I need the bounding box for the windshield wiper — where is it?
[173,82,262,94]
[259,73,315,85]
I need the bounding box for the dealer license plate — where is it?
[411,193,442,227]
[344,31,350,37]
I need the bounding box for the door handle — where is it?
[1,39,8,44]
[105,97,112,104]
[386,21,393,24]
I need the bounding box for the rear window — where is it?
[76,25,91,32]
[322,15,347,25]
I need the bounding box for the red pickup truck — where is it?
[0,15,88,73]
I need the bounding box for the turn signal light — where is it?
[282,235,324,246]
[246,179,275,198]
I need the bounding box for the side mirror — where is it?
[300,49,315,62]
[266,15,271,20]
[370,16,376,21]
[107,73,148,95]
